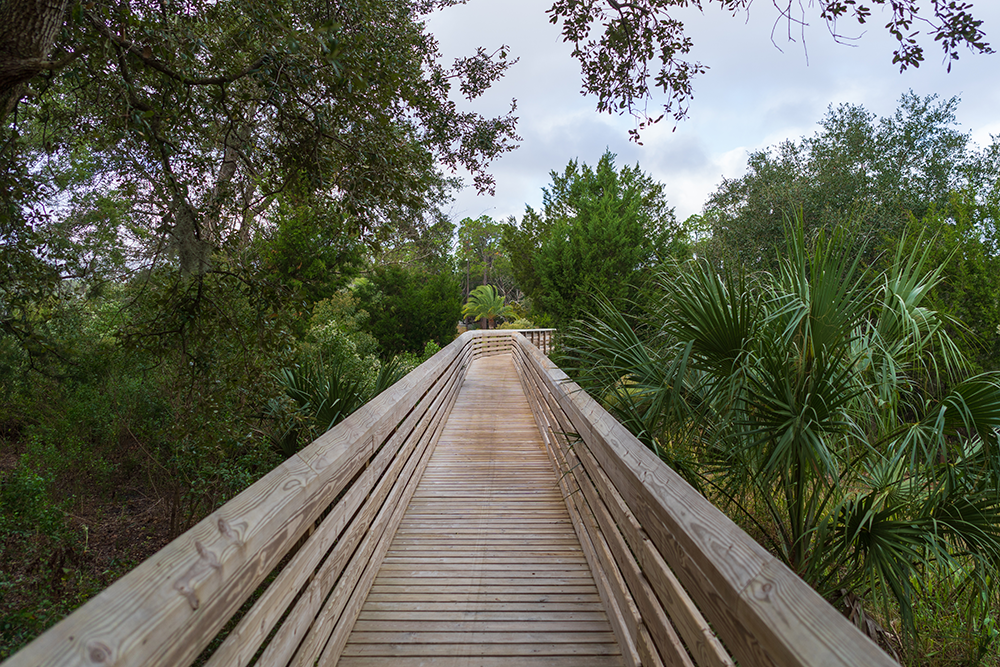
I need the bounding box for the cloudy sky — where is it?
[426,0,1000,223]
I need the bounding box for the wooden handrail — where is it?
[3,331,505,667]
[509,332,897,667]
[508,327,556,355]
[4,330,895,667]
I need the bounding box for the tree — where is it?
[505,151,687,328]
[562,221,1000,655]
[0,0,522,386]
[353,264,462,355]
[547,0,992,137]
[1,1,990,148]
[901,189,1000,371]
[456,215,506,298]
[462,284,513,329]
[704,92,983,272]
[1,0,519,278]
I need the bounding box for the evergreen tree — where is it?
[505,151,687,328]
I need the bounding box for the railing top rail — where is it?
[3,332,479,667]
[509,332,896,667]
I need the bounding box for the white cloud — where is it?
[429,0,1000,222]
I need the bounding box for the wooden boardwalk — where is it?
[339,355,624,666]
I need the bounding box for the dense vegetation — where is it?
[547,98,1000,663]
[0,0,997,662]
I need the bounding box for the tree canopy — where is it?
[503,150,688,328]
[455,215,510,299]
[0,0,519,288]
[0,0,990,148]
[548,0,992,137]
[702,92,995,271]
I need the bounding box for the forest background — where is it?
[1,1,998,664]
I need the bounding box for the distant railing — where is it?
[4,330,895,667]
[509,327,556,355]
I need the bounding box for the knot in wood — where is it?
[86,640,113,664]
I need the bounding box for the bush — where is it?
[498,318,537,330]
[0,467,64,539]
[353,265,462,355]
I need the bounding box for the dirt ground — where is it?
[0,449,174,658]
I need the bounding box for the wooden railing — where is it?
[5,331,490,667]
[4,330,894,667]
[510,327,556,355]
[509,332,896,667]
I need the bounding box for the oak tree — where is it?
[548,0,992,137]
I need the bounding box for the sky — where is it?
[425,0,1000,223]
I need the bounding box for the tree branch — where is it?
[84,8,265,87]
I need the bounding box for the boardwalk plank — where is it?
[337,355,623,666]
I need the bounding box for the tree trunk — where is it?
[204,121,253,245]
[172,195,213,275]
[0,0,70,124]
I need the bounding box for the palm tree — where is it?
[462,284,514,329]
[561,221,1000,652]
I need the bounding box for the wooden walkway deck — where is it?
[339,355,624,666]
[4,332,900,667]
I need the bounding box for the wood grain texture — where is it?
[3,331,899,667]
[206,342,469,667]
[512,335,898,667]
[515,346,646,667]
[338,354,624,667]
[515,339,729,667]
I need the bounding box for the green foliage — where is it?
[374,212,457,275]
[456,215,517,299]
[256,201,365,308]
[462,285,514,328]
[546,0,991,137]
[3,0,520,279]
[0,468,64,539]
[266,304,435,457]
[0,0,516,653]
[897,191,1000,371]
[498,318,538,330]
[297,292,382,383]
[705,93,986,272]
[354,265,462,355]
[268,363,367,458]
[505,151,687,328]
[562,219,1000,655]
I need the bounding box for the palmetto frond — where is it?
[561,213,1000,643]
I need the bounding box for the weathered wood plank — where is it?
[338,656,622,667]
[570,419,734,667]
[1,330,476,667]
[248,343,464,667]
[287,354,459,667]
[315,399,446,667]
[517,349,642,667]
[205,341,469,667]
[347,631,620,644]
[339,355,624,667]
[341,643,621,656]
[357,611,612,621]
[351,620,614,632]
